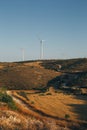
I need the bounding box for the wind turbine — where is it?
[37,35,45,60]
[21,48,25,61]
[40,40,45,60]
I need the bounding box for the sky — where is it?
[0,0,87,62]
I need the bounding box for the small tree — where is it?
[0,92,17,110]
[0,87,7,94]
[65,114,70,120]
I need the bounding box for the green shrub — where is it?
[0,92,17,110]
[31,101,34,104]
[8,101,17,110]
[0,93,12,103]
[65,114,70,120]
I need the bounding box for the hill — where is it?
[41,58,87,72]
[0,59,87,129]
[0,58,87,94]
[0,61,60,90]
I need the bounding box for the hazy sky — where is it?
[0,0,87,61]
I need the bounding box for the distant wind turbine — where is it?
[39,39,45,60]
[21,48,25,61]
[37,35,45,60]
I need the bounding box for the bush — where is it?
[8,101,17,110]
[0,86,7,93]
[65,114,70,120]
[0,92,17,110]
[0,93,12,103]
[31,101,34,104]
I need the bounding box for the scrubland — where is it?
[0,59,87,129]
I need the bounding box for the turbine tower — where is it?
[21,48,25,61]
[40,40,45,60]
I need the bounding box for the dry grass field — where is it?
[18,90,87,122]
[6,90,87,129]
[0,61,61,90]
[0,60,87,129]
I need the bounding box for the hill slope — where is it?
[0,58,87,92]
[41,58,87,72]
[0,62,60,90]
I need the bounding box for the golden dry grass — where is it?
[0,61,61,90]
[0,110,28,129]
[0,65,4,69]
[6,90,87,129]
[27,93,78,120]
[9,90,87,122]
[19,91,87,122]
[24,61,43,68]
[0,110,57,130]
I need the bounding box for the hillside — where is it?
[0,59,87,129]
[41,58,87,72]
[1,90,87,130]
[0,58,87,94]
[0,61,60,90]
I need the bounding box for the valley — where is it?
[0,58,87,129]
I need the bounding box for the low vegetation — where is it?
[17,91,29,100]
[0,59,87,129]
[41,58,87,72]
[8,90,87,130]
[0,91,17,110]
[65,114,70,120]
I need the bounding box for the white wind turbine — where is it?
[40,40,45,60]
[21,48,25,61]
[37,35,45,60]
